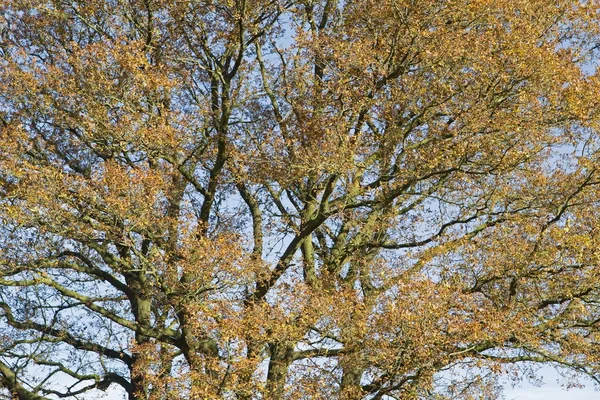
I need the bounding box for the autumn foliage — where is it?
[1,0,600,399]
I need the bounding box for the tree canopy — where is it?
[1,0,600,399]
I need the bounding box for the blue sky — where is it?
[505,385,598,400]
[503,367,598,400]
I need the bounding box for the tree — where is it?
[1,0,600,399]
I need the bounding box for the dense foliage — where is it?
[1,1,600,399]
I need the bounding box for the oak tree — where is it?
[1,0,600,399]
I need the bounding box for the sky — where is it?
[503,367,598,400]
[505,387,597,400]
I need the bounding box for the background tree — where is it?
[1,0,600,399]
